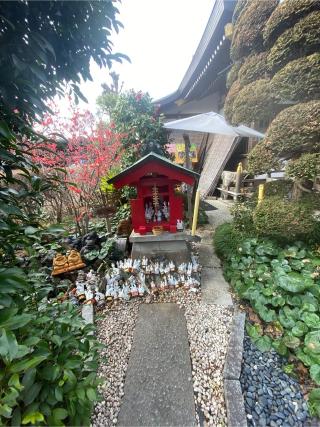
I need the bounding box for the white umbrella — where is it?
[164,111,264,138]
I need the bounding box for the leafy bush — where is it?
[232,0,249,25]
[254,179,294,200]
[271,53,320,103]
[230,0,277,61]
[213,223,244,260]
[253,197,318,242]
[263,0,320,46]
[247,141,282,175]
[265,100,320,158]
[267,11,320,72]
[230,201,255,234]
[224,237,320,414]
[238,52,270,87]
[224,80,241,123]
[226,62,242,89]
[231,79,276,125]
[286,153,320,181]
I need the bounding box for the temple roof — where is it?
[108,152,199,188]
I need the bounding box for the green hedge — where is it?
[265,100,320,158]
[238,52,270,87]
[271,53,320,103]
[226,61,242,89]
[224,80,241,123]
[264,0,320,46]
[213,222,244,260]
[231,0,277,61]
[286,153,320,181]
[247,140,281,175]
[253,196,317,242]
[231,79,276,125]
[267,11,320,72]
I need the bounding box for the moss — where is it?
[226,61,242,89]
[231,0,278,61]
[231,79,276,126]
[271,53,320,103]
[238,52,270,87]
[224,80,241,123]
[264,0,320,46]
[286,153,320,180]
[267,11,320,73]
[247,140,281,175]
[265,100,320,158]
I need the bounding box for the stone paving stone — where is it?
[201,267,233,306]
[117,303,196,427]
[198,243,221,268]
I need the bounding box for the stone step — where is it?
[201,267,233,306]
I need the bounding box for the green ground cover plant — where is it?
[220,235,320,415]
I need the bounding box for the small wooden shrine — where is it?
[108,152,199,235]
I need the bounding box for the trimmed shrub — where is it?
[231,79,276,125]
[230,201,256,234]
[262,179,293,199]
[253,196,317,242]
[286,153,320,181]
[213,222,244,260]
[267,11,320,72]
[226,61,242,89]
[265,101,320,158]
[231,0,278,61]
[224,80,241,123]
[271,53,320,103]
[264,0,320,46]
[238,52,270,87]
[247,140,282,175]
[232,0,249,25]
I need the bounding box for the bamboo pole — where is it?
[258,184,265,205]
[191,189,200,236]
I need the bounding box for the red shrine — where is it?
[108,152,199,235]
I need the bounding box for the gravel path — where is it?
[92,289,233,427]
[241,334,310,427]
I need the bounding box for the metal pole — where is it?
[235,162,243,200]
[183,133,193,229]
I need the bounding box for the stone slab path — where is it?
[117,303,196,427]
[197,198,233,306]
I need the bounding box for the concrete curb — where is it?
[223,310,247,427]
[81,304,94,324]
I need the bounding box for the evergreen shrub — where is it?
[247,140,282,175]
[231,79,276,125]
[271,53,320,103]
[224,80,241,123]
[253,197,317,242]
[213,222,243,260]
[265,101,320,158]
[231,0,277,61]
[286,153,320,181]
[238,52,270,87]
[264,0,320,46]
[232,0,249,25]
[267,11,320,72]
[226,61,242,89]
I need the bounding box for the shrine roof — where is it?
[108,152,199,188]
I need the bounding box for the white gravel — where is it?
[92,289,233,427]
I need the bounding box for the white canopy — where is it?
[164,111,265,138]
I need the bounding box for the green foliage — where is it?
[230,201,255,235]
[231,79,276,126]
[258,180,293,200]
[247,141,282,175]
[97,90,169,165]
[226,62,242,89]
[0,1,127,123]
[224,80,241,123]
[265,101,320,158]
[267,11,320,73]
[286,153,320,181]
[263,0,320,46]
[271,53,320,103]
[224,237,320,405]
[253,197,318,242]
[213,222,246,260]
[238,52,270,87]
[231,0,278,61]
[232,0,249,25]
[309,388,320,417]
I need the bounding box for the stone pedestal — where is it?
[130,231,190,264]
